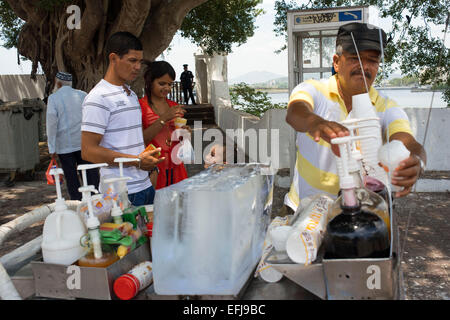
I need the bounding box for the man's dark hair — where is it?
[105,31,143,60]
[143,60,176,103]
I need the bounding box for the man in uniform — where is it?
[180,64,197,105]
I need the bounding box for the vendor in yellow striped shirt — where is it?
[284,22,427,214]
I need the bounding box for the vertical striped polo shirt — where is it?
[81,79,151,194]
[284,75,413,212]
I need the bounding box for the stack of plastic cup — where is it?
[351,93,389,187]
[378,140,411,192]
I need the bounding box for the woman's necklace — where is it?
[150,98,172,147]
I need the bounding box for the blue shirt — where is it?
[46,86,87,154]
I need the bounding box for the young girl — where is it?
[139,61,189,189]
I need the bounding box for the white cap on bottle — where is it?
[86,215,100,229]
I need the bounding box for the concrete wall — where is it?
[211,80,295,170]
[194,53,228,104]
[404,108,449,171]
[0,74,46,102]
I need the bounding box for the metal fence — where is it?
[168,81,196,104]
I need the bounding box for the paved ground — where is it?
[0,141,448,300]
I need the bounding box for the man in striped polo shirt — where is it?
[284,22,427,213]
[81,32,163,206]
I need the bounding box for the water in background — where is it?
[267,89,448,108]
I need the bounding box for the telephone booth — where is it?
[287,6,373,94]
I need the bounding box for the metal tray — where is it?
[31,243,151,300]
[264,209,403,300]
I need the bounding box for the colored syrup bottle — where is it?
[325,201,390,259]
[326,135,390,259]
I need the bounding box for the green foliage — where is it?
[180,0,264,55]
[252,77,288,89]
[230,82,286,118]
[273,0,450,106]
[0,0,70,48]
[387,75,419,87]
[0,1,24,49]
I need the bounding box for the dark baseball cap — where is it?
[336,22,387,54]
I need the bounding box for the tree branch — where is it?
[4,0,27,21]
[96,0,110,57]
[72,0,104,54]
[108,0,152,38]
[19,0,47,24]
[139,0,208,60]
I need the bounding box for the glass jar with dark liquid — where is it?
[325,199,390,259]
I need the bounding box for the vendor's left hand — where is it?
[391,154,422,198]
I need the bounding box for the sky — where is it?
[0,0,448,80]
[162,0,289,80]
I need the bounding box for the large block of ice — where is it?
[152,164,274,296]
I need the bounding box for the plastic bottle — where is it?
[350,94,389,187]
[285,194,334,265]
[324,136,390,259]
[144,205,154,237]
[76,163,111,224]
[378,140,411,193]
[113,261,153,300]
[103,177,131,224]
[114,158,140,210]
[77,184,119,268]
[41,168,87,265]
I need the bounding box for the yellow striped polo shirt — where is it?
[284,75,413,212]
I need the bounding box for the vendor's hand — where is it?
[308,117,349,156]
[181,125,192,134]
[51,153,57,159]
[138,148,164,171]
[160,105,186,122]
[391,154,422,198]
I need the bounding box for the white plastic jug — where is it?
[41,168,87,265]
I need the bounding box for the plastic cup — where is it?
[174,117,187,129]
[270,226,293,252]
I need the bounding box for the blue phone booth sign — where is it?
[294,9,363,25]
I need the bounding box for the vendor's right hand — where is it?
[160,105,186,122]
[138,148,164,171]
[308,118,349,156]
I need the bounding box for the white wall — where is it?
[0,75,46,102]
[211,80,294,170]
[404,108,449,171]
[194,53,228,104]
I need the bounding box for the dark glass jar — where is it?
[324,203,390,259]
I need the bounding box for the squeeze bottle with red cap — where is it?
[113,261,153,300]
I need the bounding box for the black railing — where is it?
[168,81,196,105]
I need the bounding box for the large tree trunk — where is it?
[6,0,208,97]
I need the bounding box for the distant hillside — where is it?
[229,71,286,85]
[251,76,288,89]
